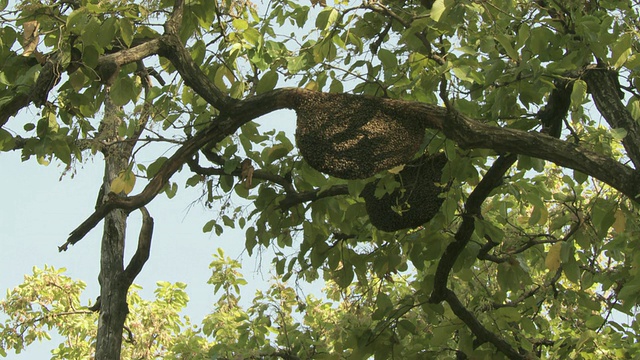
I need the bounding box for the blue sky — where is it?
[0,109,302,357]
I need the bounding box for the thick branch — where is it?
[158,35,232,110]
[99,39,162,68]
[61,88,299,249]
[0,93,29,129]
[0,39,161,129]
[444,289,526,360]
[435,103,640,199]
[584,67,640,168]
[164,0,184,35]
[430,154,517,303]
[63,87,640,248]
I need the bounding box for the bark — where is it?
[584,67,640,169]
[95,94,130,360]
[92,91,155,358]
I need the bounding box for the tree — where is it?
[1,0,640,358]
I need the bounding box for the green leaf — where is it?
[67,8,89,35]
[610,128,627,140]
[68,70,86,92]
[316,8,338,31]
[243,28,261,48]
[232,18,249,31]
[334,264,354,288]
[220,175,234,193]
[245,226,257,256]
[265,144,289,163]
[119,18,134,47]
[0,128,15,150]
[377,48,397,69]
[430,0,446,22]
[83,45,101,68]
[147,157,168,178]
[495,307,522,322]
[53,140,72,165]
[203,220,216,233]
[570,80,587,110]
[98,17,117,48]
[110,76,138,106]
[495,34,519,60]
[82,17,102,47]
[585,315,604,330]
[256,70,278,94]
[165,182,178,199]
[528,27,554,55]
[627,97,640,121]
[287,55,307,74]
[612,33,632,69]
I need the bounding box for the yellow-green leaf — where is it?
[232,18,249,31]
[570,80,587,110]
[545,242,562,272]
[612,209,626,233]
[388,164,405,174]
[430,0,446,22]
[110,176,125,194]
[612,33,632,69]
[121,170,136,195]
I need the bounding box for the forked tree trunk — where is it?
[94,93,130,359]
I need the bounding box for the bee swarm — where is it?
[361,152,448,232]
[294,92,426,179]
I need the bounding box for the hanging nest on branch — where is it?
[294,92,427,179]
[361,152,448,232]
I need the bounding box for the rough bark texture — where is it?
[584,67,640,169]
[95,94,130,360]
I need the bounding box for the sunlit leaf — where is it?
[570,80,587,110]
[430,0,446,22]
[545,242,562,272]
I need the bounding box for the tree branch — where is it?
[430,154,517,303]
[187,155,294,192]
[158,0,232,111]
[584,66,640,168]
[186,155,349,209]
[444,288,527,360]
[278,185,349,210]
[62,87,640,249]
[122,207,154,285]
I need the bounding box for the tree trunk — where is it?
[94,93,131,360]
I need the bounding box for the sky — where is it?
[0,0,324,355]
[0,108,303,357]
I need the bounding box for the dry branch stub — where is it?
[361,152,448,232]
[294,92,426,179]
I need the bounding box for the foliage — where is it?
[1,0,640,359]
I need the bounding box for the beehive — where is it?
[361,152,448,231]
[294,92,426,179]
